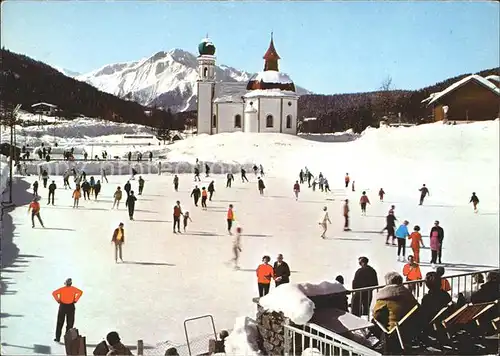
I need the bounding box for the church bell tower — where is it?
[196,37,216,135]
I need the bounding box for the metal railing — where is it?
[284,322,381,356]
[348,268,499,321]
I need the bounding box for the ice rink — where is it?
[1,172,498,354]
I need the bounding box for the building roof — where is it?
[485,74,500,82]
[31,102,57,108]
[427,74,500,106]
[243,89,299,99]
[213,82,247,103]
[246,70,296,92]
[263,33,281,61]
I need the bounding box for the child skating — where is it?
[183,211,192,232]
[319,206,332,239]
[72,186,81,208]
[359,191,370,216]
[293,181,300,200]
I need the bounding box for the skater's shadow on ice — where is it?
[188,231,223,237]
[0,343,51,354]
[123,261,175,266]
[244,234,272,238]
[134,209,158,213]
[217,200,239,203]
[350,230,384,234]
[134,219,171,223]
[43,227,76,231]
[478,212,499,216]
[0,312,24,318]
[330,237,370,242]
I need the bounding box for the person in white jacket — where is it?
[319,206,332,239]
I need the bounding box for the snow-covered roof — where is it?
[31,102,57,108]
[485,74,500,83]
[214,95,244,104]
[214,82,247,103]
[248,70,293,84]
[421,92,438,103]
[428,75,500,106]
[243,89,299,99]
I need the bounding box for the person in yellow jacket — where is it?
[72,186,81,208]
[52,278,83,342]
[227,204,236,235]
[111,222,125,263]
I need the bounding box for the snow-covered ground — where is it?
[1,117,499,355]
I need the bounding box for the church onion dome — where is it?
[198,37,216,56]
[246,33,296,92]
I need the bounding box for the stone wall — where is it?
[256,305,289,355]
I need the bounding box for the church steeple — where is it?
[263,32,280,71]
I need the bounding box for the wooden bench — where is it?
[373,304,420,351]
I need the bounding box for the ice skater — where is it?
[293,180,300,200]
[408,225,425,263]
[94,180,101,200]
[112,187,122,209]
[101,168,108,183]
[191,185,201,206]
[226,172,234,187]
[419,184,430,205]
[430,220,444,264]
[227,204,235,235]
[351,180,355,192]
[28,197,44,228]
[343,199,351,231]
[124,181,131,198]
[205,163,210,177]
[208,181,215,201]
[52,278,83,343]
[241,168,249,182]
[138,176,145,195]
[359,191,370,216]
[319,206,332,239]
[48,180,57,205]
[257,177,265,195]
[173,201,183,233]
[173,175,179,191]
[194,166,201,181]
[469,192,479,213]
[72,186,81,208]
[395,220,410,261]
[183,211,192,232]
[33,180,39,196]
[378,188,385,201]
[158,161,162,175]
[111,222,125,263]
[231,227,242,269]
[125,191,137,220]
[201,187,208,209]
[344,173,350,188]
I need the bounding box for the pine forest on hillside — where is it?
[1,49,497,134]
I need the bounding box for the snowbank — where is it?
[302,348,322,356]
[224,317,261,356]
[258,283,315,325]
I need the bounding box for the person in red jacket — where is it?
[52,278,83,342]
[256,256,274,297]
[379,188,385,201]
[293,181,300,200]
[359,191,370,216]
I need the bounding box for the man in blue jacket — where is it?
[395,220,410,261]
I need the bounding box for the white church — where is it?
[196,34,299,135]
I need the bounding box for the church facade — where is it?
[196,35,299,135]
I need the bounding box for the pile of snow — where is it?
[0,161,9,198]
[224,317,262,356]
[302,348,322,356]
[258,283,315,325]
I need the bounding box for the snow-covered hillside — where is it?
[76,48,309,112]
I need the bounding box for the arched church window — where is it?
[204,67,208,78]
[212,114,217,128]
[234,114,242,128]
[266,114,274,128]
[286,115,292,129]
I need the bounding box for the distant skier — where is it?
[112,187,122,209]
[419,184,430,205]
[183,211,192,232]
[124,181,131,198]
[48,180,56,205]
[201,187,208,209]
[125,191,137,220]
[205,163,210,177]
[226,172,234,187]
[293,180,300,200]
[28,198,44,228]
[469,192,479,213]
[173,201,183,233]
[208,181,215,201]
[395,220,410,261]
[343,199,351,231]
[227,204,235,235]
[344,173,350,188]
[319,206,332,239]
[173,175,179,191]
[72,187,81,208]
[94,180,101,200]
[231,227,242,269]
[194,167,201,181]
[378,188,385,201]
[138,176,145,195]
[241,168,249,182]
[191,185,201,206]
[257,177,265,195]
[359,191,370,216]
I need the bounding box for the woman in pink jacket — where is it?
[429,229,441,266]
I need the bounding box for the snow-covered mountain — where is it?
[54,66,81,77]
[76,48,310,112]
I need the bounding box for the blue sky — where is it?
[2,1,498,94]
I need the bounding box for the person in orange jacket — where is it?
[408,225,425,263]
[436,266,451,292]
[52,278,83,342]
[403,255,422,294]
[72,186,81,208]
[28,197,45,228]
[344,173,350,188]
[227,204,235,235]
[256,256,274,297]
